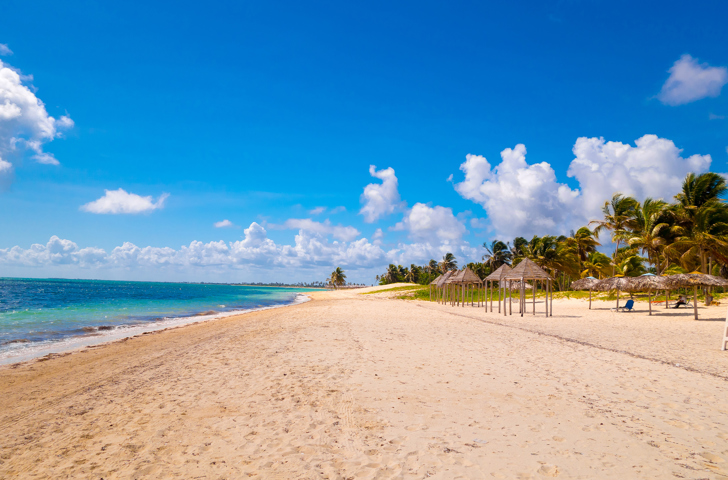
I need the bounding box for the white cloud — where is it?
[0,224,491,283]
[393,203,467,244]
[0,58,72,181]
[567,134,711,218]
[214,219,235,228]
[709,113,725,120]
[275,218,361,242]
[470,217,488,229]
[0,158,10,173]
[452,135,711,238]
[454,145,581,238]
[0,44,12,56]
[80,189,169,215]
[657,54,728,106]
[359,165,404,223]
[330,206,346,214]
[372,228,384,246]
[309,206,326,215]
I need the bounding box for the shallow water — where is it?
[0,278,318,364]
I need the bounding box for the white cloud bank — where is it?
[81,189,169,214]
[0,44,12,56]
[359,165,404,222]
[0,222,484,282]
[657,54,728,106]
[453,135,711,238]
[394,203,466,244]
[272,218,361,242]
[214,219,235,228]
[0,55,72,182]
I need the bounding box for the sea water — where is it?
[0,278,318,364]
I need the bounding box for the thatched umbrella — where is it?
[571,276,599,309]
[503,258,553,317]
[594,276,642,311]
[663,273,728,320]
[631,273,670,316]
[484,264,512,314]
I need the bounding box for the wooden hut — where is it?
[502,258,554,317]
[445,267,483,307]
[484,264,512,314]
[433,270,455,304]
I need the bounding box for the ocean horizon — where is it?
[0,277,319,365]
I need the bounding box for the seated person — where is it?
[673,295,687,308]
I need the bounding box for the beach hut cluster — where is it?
[430,258,555,317]
[428,259,728,323]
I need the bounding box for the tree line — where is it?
[375,172,728,290]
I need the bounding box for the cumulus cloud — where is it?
[0,44,12,56]
[567,134,710,218]
[657,54,728,106]
[359,165,404,223]
[393,203,467,244]
[452,135,711,238]
[454,145,581,238]
[274,218,361,242]
[0,58,72,182]
[80,189,169,214]
[214,219,235,228]
[309,206,326,215]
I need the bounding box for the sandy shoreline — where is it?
[1,285,727,479]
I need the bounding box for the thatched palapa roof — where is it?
[434,270,454,288]
[663,273,728,289]
[429,275,442,286]
[485,264,512,281]
[446,267,483,285]
[503,258,552,281]
[571,276,600,291]
[594,276,641,292]
[631,273,670,291]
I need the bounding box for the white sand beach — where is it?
[1,286,727,479]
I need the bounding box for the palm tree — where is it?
[383,264,400,284]
[582,251,612,278]
[482,240,512,269]
[404,264,418,283]
[439,253,457,273]
[427,259,439,275]
[329,267,347,289]
[675,172,727,211]
[590,194,638,272]
[567,227,601,270]
[614,255,646,277]
[665,203,728,273]
[616,198,670,274]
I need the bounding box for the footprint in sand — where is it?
[538,464,559,477]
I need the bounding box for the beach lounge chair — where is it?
[615,299,635,312]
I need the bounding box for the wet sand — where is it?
[1,285,727,479]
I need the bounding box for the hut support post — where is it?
[666,290,669,309]
[533,280,536,315]
[550,280,553,316]
[648,290,652,316]
[693,286,698,320]
[616,289,620,311]
[589,289,592,309]
[520,278,525,317]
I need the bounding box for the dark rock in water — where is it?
[195,310,218,316]
[97,325,115,331]
[2,338,30,345]
[81,327,97,332]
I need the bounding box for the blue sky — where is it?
[1,0,727,283]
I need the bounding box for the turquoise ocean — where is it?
[0,278,317,364]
